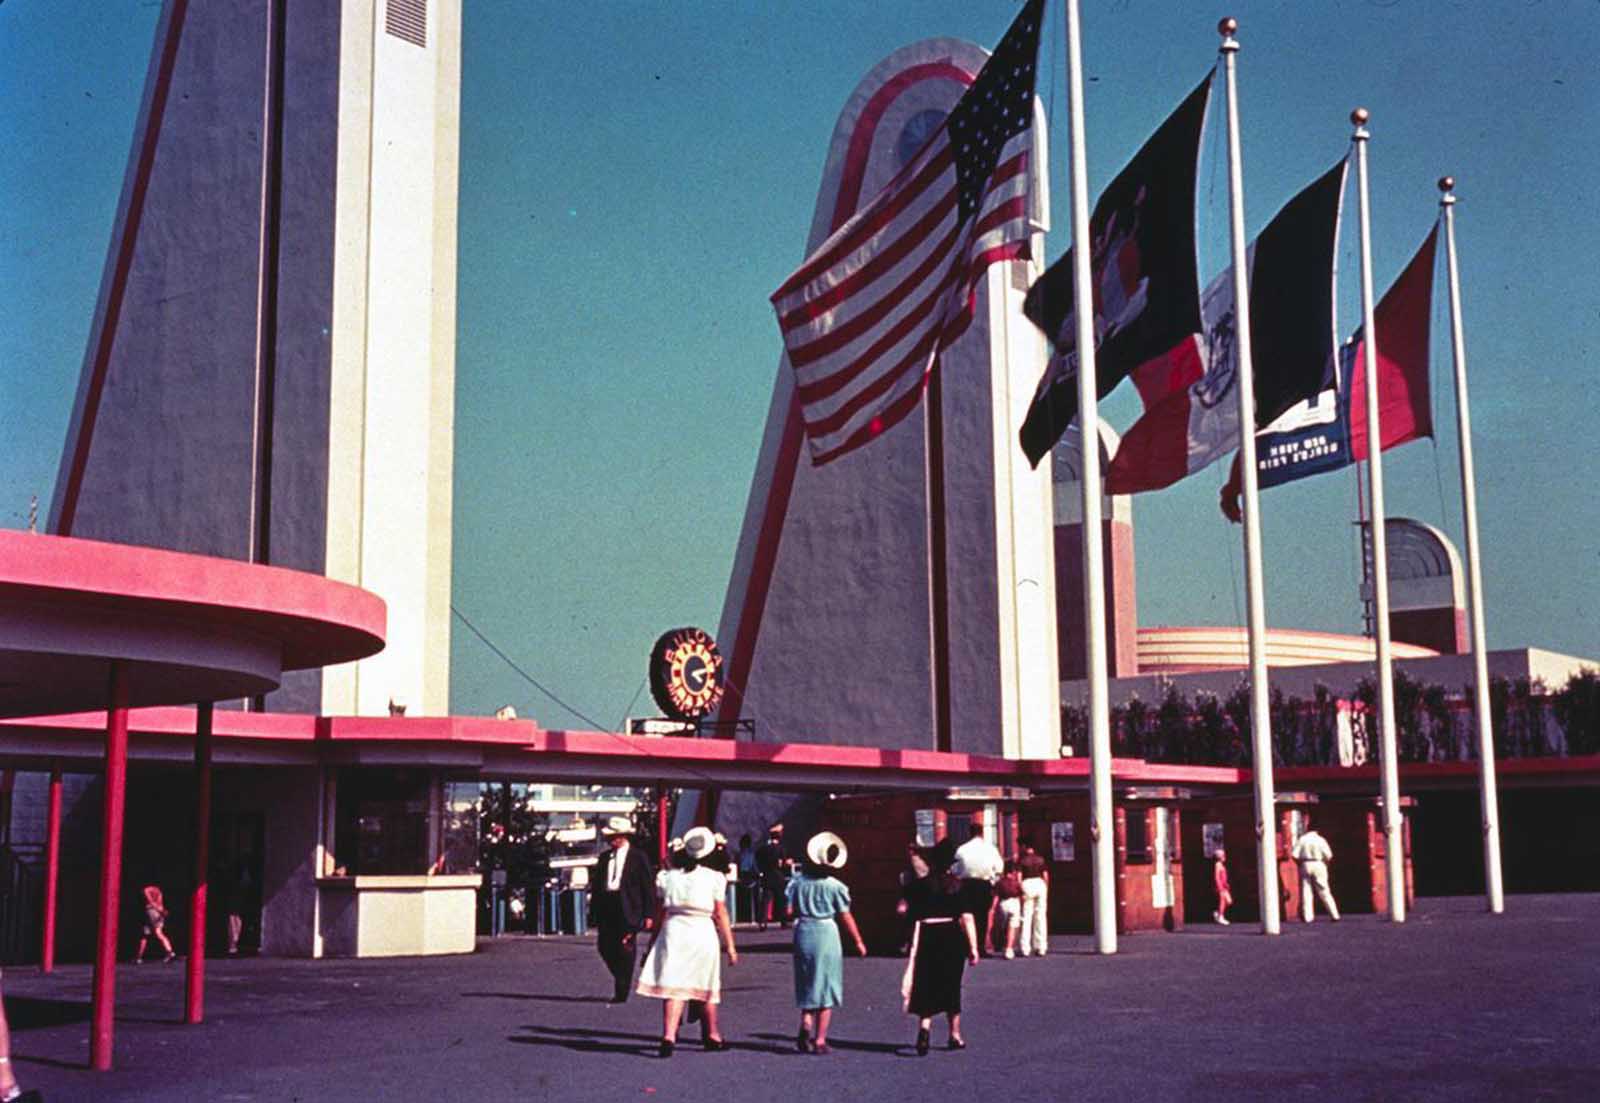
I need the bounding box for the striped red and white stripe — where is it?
[772,136,1031,464]
[769,0,1041,466]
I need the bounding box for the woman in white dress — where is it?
[636,826,738,1056]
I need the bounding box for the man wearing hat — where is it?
[590,815,655,1003]
[755,823,791,931]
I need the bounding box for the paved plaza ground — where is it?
[4,893,1596,1101]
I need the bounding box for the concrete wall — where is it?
[49,0,460,718]
[317,878,477,957]
[714,39,1059,785]
[214,766,321,957]
[47,0,345,713]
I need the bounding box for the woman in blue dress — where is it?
[786,832,867,1055]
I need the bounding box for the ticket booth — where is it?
[819,788,1030,953]
[1017,794,1092,934]
[1115,787,1188,933]
[1315,795,1416,916]
[1016,787,1188,936]
[1183,791,1319,925]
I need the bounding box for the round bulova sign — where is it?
[648,626,725,721]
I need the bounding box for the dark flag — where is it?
[772,0,1044,466]
[1220,226,1438,521]
[1017,76,1212,467]
[1105,158,1347,493]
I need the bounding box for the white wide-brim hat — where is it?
[601,815,635,837]
[806,831,848,870]
[682,826,717,859]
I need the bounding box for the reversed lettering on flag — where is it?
[771,0,1045,466]
[1219,226,1439,521]
[1107,158,1347,495]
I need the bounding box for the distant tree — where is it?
[1552,668,1600,756]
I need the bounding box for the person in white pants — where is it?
[1016,843,1050,956]
[1291,823,1340,922]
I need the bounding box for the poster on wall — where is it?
[1151,808,1171,908]
[1051,821,1075,862]
[1203,822,1225,858]
[914,809,937,848]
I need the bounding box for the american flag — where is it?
[771,0,1044,465]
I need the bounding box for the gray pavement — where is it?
[5,894,1598,1101]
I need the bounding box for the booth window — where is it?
[1124,809,1151,864]
[334,768,431,875]
[438,780,481,874]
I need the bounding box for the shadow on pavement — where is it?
[510,1024,659,1057]
[4,996,90,1030]
[750,1031,905,1055]
[461,991,611,1004]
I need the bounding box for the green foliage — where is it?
[479,783,552,888]
[1488,676,1551,759]
[1155,684,1193,763]
[1064,672,1573,768]
[1552,667,1600,756]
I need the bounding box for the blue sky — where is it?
[3,2,1597,730]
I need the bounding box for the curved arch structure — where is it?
[712,38,1058,782]
[1136,625,1437,675]
[1379,517,1468,654]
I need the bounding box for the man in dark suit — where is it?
[588,815,655,1003]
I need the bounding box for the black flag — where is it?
[1018,76,1212,467]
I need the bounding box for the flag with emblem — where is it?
[771,0,1044,466]
[1017,76,1212,467]
[1219,225,1438,521]
[1105,157,1348,494]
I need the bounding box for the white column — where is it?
[1219,18,1280,936]
[1438,176,1504,914]
[1062,0,1116,954]
[1351,108,1406,923]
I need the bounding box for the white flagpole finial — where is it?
[1218,17,1239,50]
[1351,107,1371,134]
[1438,176,1458,204]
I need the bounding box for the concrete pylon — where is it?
[708,39,1059,841]
[50,0,459,716]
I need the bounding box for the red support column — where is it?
[657,788,669,866]
[185,702,214,1024]
[90,662,131,1072]
[40,762,63,973]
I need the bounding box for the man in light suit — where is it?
[589,816,655,1003]
[1291,819,1341,922]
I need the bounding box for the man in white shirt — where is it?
[1291,821,1340,922]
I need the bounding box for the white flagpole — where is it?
[1218,18,1280,936]
[1351,108,1406,923]
[1438,176,1505,914]
[1062,0,1116,954]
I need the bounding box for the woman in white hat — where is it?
[785,832,867,1055]
[635,825,738,1056]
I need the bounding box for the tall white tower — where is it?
[715,39,1061,766]
[51,0,461,716]
[324,0,461,716]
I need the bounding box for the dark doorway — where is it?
[210,812,265,956]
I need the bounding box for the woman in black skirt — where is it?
[900,839,980,1055]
